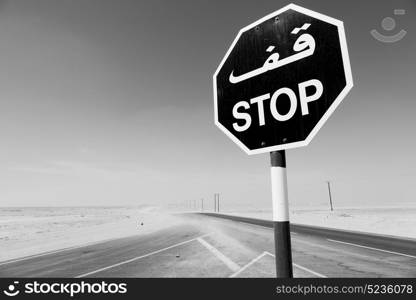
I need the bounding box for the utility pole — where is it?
[201,198,204,211]
[217,193,220,213]
[326,181,333,211]
[214,193,217,212]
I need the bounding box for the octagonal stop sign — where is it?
[213,4,353,155]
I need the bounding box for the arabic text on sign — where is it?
[229,23,315,84]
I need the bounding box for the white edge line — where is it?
[197,237,240,273]
[212,216,298,234]
[292,263,327,278]
[264,251,327,278]
[233,221,274,231]
[327,239,416,259]
[0,237,125,267]
[229,252,268,278]
[76,233,210,278]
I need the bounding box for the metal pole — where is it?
[201,198,204,212]
[217,193,220,213]
[214,194,216,212]
[326,181,333,211]
[270,150,293,278]
[215,193,217,212]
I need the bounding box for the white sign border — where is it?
[213,3,353,155]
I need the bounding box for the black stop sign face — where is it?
[213,4,353,155]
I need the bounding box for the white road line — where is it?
[264,251,327,278]
[0,248,79,267]
[0,237,121,267]
[292,263,327,278]
[197,238,240,273]
[237,222,274,231]
[229,220,298,235]
[327,239,416,259]
[229,252,268,278]
[76,234,210,278]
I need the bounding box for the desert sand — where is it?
[226,207,416,239]
[0,206,186,262]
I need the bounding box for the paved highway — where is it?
[1,213,415,277]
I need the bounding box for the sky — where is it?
[0,0,415,210]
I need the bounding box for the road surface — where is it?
[1,213,415,277]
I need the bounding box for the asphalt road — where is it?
[1,213,415,278]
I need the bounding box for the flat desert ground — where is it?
[1,206,416,262]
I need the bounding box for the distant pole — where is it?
[214,194,217,212]
[201,198,204,212]
[217,193,220,213]
[270,150,293,278]
[326,181,334,211]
